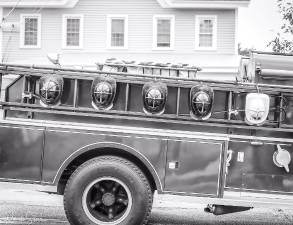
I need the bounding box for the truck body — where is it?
[1,52,293,224]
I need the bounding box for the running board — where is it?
[157,191,293,209]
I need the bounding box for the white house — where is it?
[0,0,250,80]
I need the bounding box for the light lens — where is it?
[245,93,270,125]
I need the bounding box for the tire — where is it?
[63,156,153,225]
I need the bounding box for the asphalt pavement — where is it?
[0,182,293,225]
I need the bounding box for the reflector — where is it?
[39,74,64,107]
[245,93,270,125]
[190,85,214,120]
[91,75,116,110]
[142,82,168,115]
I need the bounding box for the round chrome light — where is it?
[39,74,64,107]
[142,82,167,115]
[91,76,116,110]
[190,85,214,120]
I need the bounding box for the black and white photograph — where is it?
[0,0,293,224]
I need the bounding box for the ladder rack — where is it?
[1,63,293,133]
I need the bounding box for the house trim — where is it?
[194,15,217,51]
[19,14,42,49]
[0,0,249,9]
[0,7,3,62]
[106,15,128,50]
[234,8,239,55]
[62,14,84,50]
[152,15,175,51]
[0,0,79,8]
[156,0,250,9]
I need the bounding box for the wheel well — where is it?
[57,147,157,195]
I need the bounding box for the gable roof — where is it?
[0,0,250,8]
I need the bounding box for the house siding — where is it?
[2,0,236,69]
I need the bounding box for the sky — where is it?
[238,0,283,51]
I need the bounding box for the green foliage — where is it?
[268,0,293,53]
[238,43,255,56]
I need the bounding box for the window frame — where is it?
[62,14,84,49]
[20,14,42,49]
[195,15,217,51]
[153,15,175,50]
[106,15,128,49]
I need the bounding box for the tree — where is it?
[268,0,293,53]
[238,43,255,56]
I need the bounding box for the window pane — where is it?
[198,19,214,47]
[157,19,171,47]
[199,34,213,47]
[66,18,80,46]
[200,19,213,33]
[24,18,38,46]
[111,19,125,47]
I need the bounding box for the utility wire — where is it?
[2,35,12,63]
[1,0,22,63]
[1,0,45,64]
[35,0,44,13]
[2,0,22,22]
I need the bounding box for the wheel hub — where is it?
[82,177,133,224]
[102,192,115,206]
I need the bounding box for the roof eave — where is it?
[157,0,250,9]
[0,0,250,9]
[0,0,79,8]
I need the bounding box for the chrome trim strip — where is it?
[162,190,216,197]
[47,129,131,139]
[217,142,224,197]
[229,135,293,143]
[225,190,293,200]
[2,118,229,141]
[225,187,293,195]
[4,118,293,144]
[0,124,44,131]
[0,178,41,183]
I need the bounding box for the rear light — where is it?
[142,82,167,115]
[91,76,116,110]
[190,85,214,120]
[245,93,270,125]
[39,74,64,107]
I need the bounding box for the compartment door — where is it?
[164,139,225,196]
[226,141,293,193]
[0,124,44,181]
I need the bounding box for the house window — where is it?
[111,19,125,47]
[20,14,41,48]
[153,15,174,50]
[107,15,128,49]
[195,15,217,50]
[63,14,84,49]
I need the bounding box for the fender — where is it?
[52,141,163,191]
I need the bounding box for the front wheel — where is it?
[64,156,153,225]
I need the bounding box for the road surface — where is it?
[0,182,293,225]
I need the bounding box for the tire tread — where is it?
[64,155,153,225]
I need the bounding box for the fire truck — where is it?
[0,51,293,225]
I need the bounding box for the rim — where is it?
[82,177,133,225]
